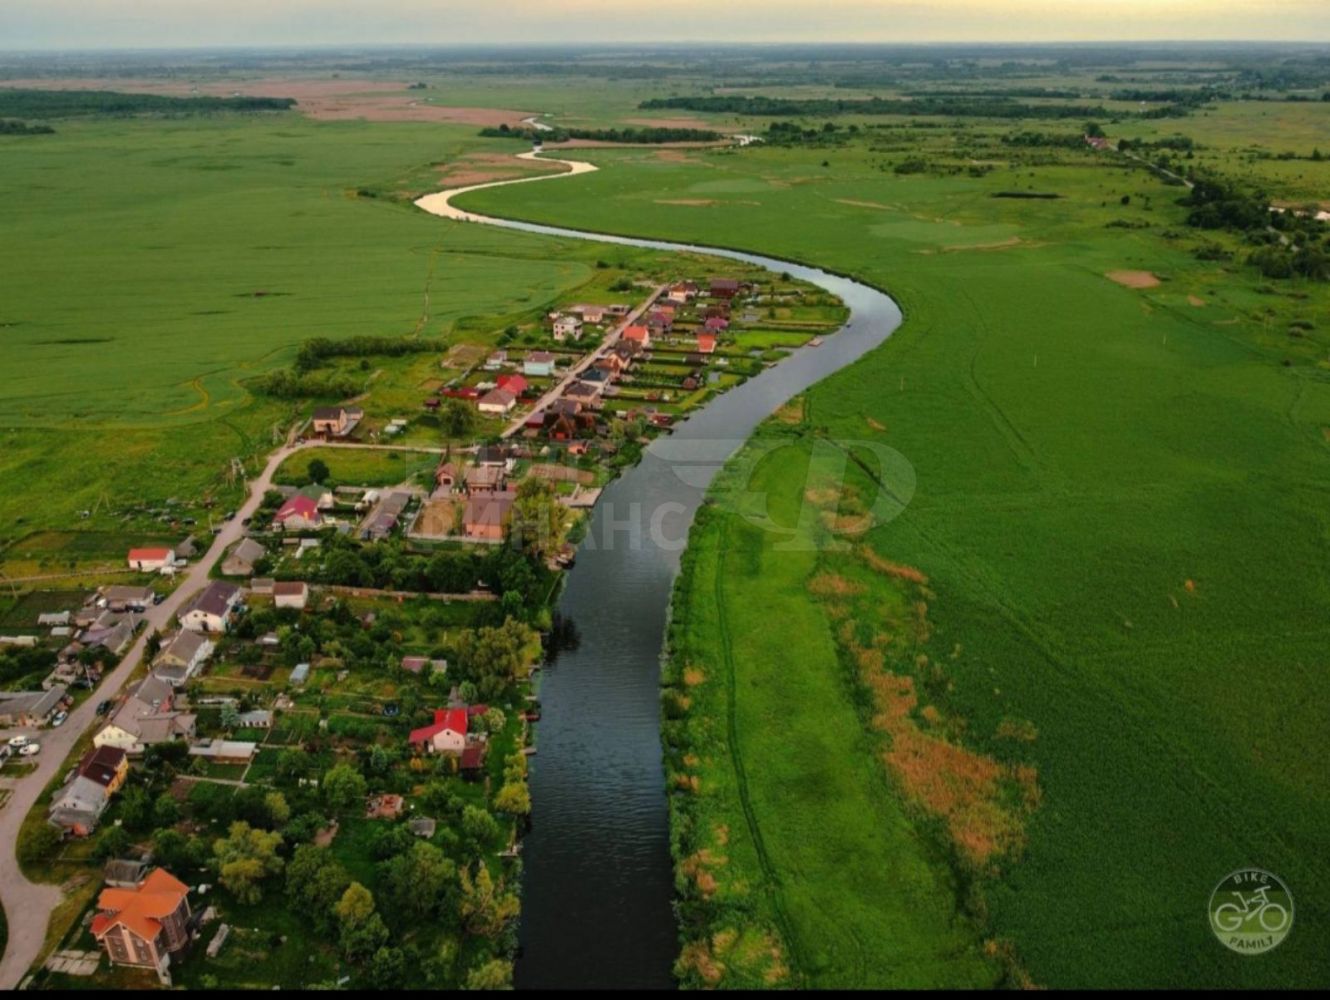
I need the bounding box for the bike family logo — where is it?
[1208,868,1293,955]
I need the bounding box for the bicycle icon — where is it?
[1209,868,1294,954]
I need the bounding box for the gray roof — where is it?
[0,686,66,719]
[155,630,211,668]
[224,538,266,573]
[181,580,241,619]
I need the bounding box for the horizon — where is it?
[3,1,1330,51]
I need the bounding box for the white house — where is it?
[552,315,583,342]
[477,388,517,416]
[409,708,468,755]
[523,351,556,378]
[178,581,242,634]
[152,630,214,688]
[273,581,310,610]
[127,548,175,573]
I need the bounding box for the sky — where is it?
[2,0,1329,50]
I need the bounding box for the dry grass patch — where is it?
[683,666,706,687]
[859,546,930,585]
[807,572,865,597]
[1106,269,1162,289]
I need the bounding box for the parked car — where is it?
[7,736,30,749]
[95,700,113,716]
[51,711,67,727]
[19,743,40,757]
[153,593,165,605]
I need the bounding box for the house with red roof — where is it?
[272,494,322,532]
[127,548,175,573]
[622,324,651,348]
[409,707,469,754]
[496,373,529,396]
[696,332,718,354]
[91,868,192,978]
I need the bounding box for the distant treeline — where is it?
[0,118,54,135]
[639,95,1123,121]
[0,88,295,119]
[252,369,363,400]
[481,124,722,143]
[294,335,445,373]
[1183,173,1329,281]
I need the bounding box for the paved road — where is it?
[0,436,304,988]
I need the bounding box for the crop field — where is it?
[272,445,438,489]
[461,93,1330,987]
[0,111,690,564]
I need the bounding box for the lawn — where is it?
[464,108,1330,988]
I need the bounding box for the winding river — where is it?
[416,155,902,988]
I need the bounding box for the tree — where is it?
[286,844,352,932]
[461,805,500,846]
[335,883,388,962]
[307,458,331,484]
[153,791,181,828]
[369,946,407,988]
[454,618,535,701]
[213,821,284,904]
[458,863,520,938]
[322,763,368,813]
[493,781,531,817]
[442,398,478,438]
[465,958,514,990]
[264,791,291,827]
[509,480,568,561]
[379,841,456,922]
[220,703,241,730]
[94,825,132,861]
[20,824,61,866]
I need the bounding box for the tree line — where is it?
[0,88,296,119]
[638,94,1157,121]
[481,124,722,143]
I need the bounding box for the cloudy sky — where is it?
[2,1,1328,49]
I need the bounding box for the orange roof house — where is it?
[622,324,651,348]
[91,868,192,975]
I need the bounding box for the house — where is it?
[477,388,517,416]
[465,465,507,495]
[188,739,257,765]
[475,445,508,468]
[272,494,322,532]
[250,578,275,596]
[647,308,674,332]
[460,744,487,775]
[552,314,583,341]
[236,709,273,729]
[96,676,195,754]
[667,281,699,304]
[311,406,360,438]
[484,349,508,370]
[696,332,718,354]
[463,492,516,542]
[273,581,310,611]
[127,548,174,573]
[401,656,447,676]
[49,746,129,836]
[103,858,150,889]
[366,793,405,819]
[572,304,607,323]
[91,868,192,977]
[409,707,469,754]
[434,461,458,496]
[710,278,741,299]
[174,537,198,561]
[564,381,603,405]
[622,324,651,348]
[152,630,214,688]
[0,686,67,727]
[496,373,529,396]
[408,816,437,839]
[102,586,155,612]
[221,538,266,577]
[290,663,311,686]
[178,581,241,634]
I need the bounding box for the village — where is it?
[0,268,845,989]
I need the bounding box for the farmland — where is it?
[457,64,1330,988]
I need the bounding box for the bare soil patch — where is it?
[1106,269,1161,289]
[414,499,460,538]
[1187,294,1207,307]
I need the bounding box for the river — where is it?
[417,167,903,988]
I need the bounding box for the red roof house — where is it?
[622,324,651,347]
[497,373,529,395]
[409,707,469,754]
[696,333,717,354]
[127,548,174,571]
[91,868,192,973]
[273,494,321,530]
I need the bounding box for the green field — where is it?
[461,99,1330,987]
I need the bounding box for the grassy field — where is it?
[0,112,684,573]
[461,103,1330,987]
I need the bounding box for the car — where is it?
[95,700,113,716]
[19,743,40,756]
[241,516,253,527]
[51,711,67,727]
[7,736,30,749]
[153,593,165,605]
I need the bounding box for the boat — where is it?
[808,337,823,347]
